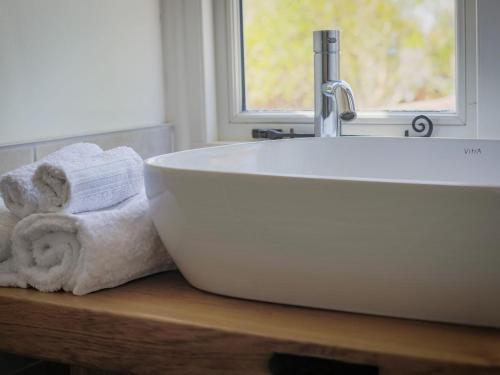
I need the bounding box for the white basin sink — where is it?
[145,137,500,327]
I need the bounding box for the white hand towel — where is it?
[0,143,103,218]
[33,146,144,214]
[0,201,25,287]
[11,191,175,295]
[0,201,18,262]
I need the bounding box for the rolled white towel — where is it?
[0,201,18,262]
[11,191,175,295]
[0,143,103,218]
[0,201,25,287]
[33,146,143,214]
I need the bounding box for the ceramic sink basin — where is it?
[145,137,500,327]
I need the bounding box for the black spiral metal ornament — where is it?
[404,115,434,137]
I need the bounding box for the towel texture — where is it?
[33,146,143,214]
[0,201,25,287]
[11,191,175,295]
[0,143,102,218]
[0,201,18,261]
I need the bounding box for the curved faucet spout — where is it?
[322,80,357,122]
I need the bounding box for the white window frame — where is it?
[213,0,478,141]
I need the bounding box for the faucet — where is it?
[314,30,357,137]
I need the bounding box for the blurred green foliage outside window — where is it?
[242,0,456,112]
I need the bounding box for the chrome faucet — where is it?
[314,30,357,137]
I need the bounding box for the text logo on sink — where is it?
[464,148,482,156]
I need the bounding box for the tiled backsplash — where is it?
[0,146,35,176]
[0,124,174,175]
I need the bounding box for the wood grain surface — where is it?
[0,272,499,374]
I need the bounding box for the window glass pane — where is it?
[241,0,456,112]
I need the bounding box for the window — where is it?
[242,0,456,113]
[213,0,477,141]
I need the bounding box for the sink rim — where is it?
[145,137,500,189]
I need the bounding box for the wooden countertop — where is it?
[0,271,499,374]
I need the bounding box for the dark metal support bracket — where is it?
[252,128,314,140]
[254,115,434,140]
[404,115,434,137]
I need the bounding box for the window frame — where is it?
[214,0,477,141]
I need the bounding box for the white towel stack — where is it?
[0,143,175,295]
[0,143,103,218]
[0,201,24,288]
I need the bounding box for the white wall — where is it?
[477,0,500,139]
[0,0,165,146]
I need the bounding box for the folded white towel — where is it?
[0,201,25,287]
[0,143,103,218]
[33,146,144,214]
[0,201,18,262]
[11,191,175,295]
